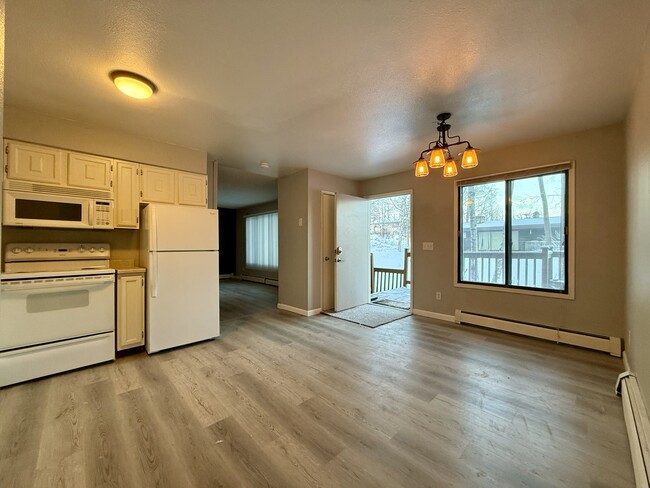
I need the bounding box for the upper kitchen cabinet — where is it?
[177,172,207,207]
[115,160,140,228]
[140,166,176,204]
[4,141,65,185]
[67,152,113,192]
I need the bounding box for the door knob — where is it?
[324,256,330,261]
[335,246,343,255]
[335,257,343,263]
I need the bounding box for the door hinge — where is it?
[5,145,8,154]
[4,164,7,174]
[140,190,143,197]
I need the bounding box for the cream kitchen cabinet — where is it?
[67,152,113,191]
[140,165,176,204]
[177,171,207,207]
[115,160,140,228]
[116,269,145,351]
[4,140,65,185]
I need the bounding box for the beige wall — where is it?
[361,123,627,338]
[4,106,207,173]
[625,35,650,403]
[278,168,359,312]
[236,200,278,280]
[278,169,309,309]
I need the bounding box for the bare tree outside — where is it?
[369,194,411,269]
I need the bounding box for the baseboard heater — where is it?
[616,371,650,487]
[454,309,622,357]
[241,275,279,287]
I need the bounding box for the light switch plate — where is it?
[422,242,434,251]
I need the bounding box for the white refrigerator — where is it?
[140,204,220,353]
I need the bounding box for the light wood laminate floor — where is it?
[0,280,633,487]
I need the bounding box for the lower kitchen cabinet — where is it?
[116,269,145,351]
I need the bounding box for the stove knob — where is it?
[98,247,105,253]
[79,246,85,253]
[89,247,96,253]
[25,247,34,254]
[12,247,21,254]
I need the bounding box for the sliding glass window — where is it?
[459,170,568,293]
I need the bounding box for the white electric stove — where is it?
[0,243,116,387]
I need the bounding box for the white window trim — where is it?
[453,161,575,300]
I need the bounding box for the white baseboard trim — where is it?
[241,275,279,287]
[412,309,455,323]
[242,275,265,284]
[277,304,322,317]
[219,273,234,279]
[455,309,622,357]
[619,372,650,487]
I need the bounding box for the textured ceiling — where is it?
[5,0,650,190]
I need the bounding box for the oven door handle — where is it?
[1,276,115,292]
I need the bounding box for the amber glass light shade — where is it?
[443,158,458,177]
[429,147,446,168]
[414,158,429,177]
[461,147,479,169]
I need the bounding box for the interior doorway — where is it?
[368,191,412,310]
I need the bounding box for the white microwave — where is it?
[3,190,114,229]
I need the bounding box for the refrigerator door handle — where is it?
[151,205,158,252]
[151,251,159,298]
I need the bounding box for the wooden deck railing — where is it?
[370,248,411,293]
[461,248,565,289]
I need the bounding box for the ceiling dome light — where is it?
[110,70,157,99]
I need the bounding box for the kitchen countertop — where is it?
[114,267,146,274]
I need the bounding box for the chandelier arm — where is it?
[446,134,462,144]
[447,140,472,149]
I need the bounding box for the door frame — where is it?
[321,191,336,311]
[365,189,413,312]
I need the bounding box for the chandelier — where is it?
[413,112,479,178]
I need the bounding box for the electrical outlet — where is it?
[298,218,303,227]
[436,291,441,300]
[628,330,632,346]
[423,242,434,251]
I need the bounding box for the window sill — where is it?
[454,282,575,300]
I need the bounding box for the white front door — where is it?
[335,193,369,311]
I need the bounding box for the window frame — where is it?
[453,161,575,300]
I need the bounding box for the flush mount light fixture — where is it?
[412,113,480,178]
[110,70,157,99]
